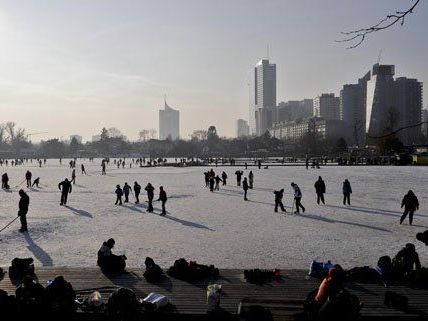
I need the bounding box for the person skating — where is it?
[115,185,123,205]
[242,177,249,201]
[342,179,352,206]
[273,189,286,213]
[32,177,40,188]
[101,161,106,175]
[314,176,326,205]
[25,170,32,188]
[2,173,9,189]
[81,164,87,175]
[291,182,305,214]
[209,176,215,192]
[18,189,30,232]
[214,175,223,191]
[158,186,167,215]
[134,181,141,204]
[145,183,155,212]
[204,172,209,187]
[71,169,76,185]
[58,178,72,206]
[400,190,419,225]
[123,183,131,203]
[248,171,254,189]
[221,171,227,186]
[235,170,243,186]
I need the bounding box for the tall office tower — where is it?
[253,59,276,135]
[159,100,180,140]
[394,77,423,144]
[340,72,370,146]
[366,64,396,138]
[422,109,428,139]
[313,93,340,120]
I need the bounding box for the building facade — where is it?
[275,99,313,123]
[313,93,340,120]
[252,59,276,136]
[236,119,250,138]
[159,100,180,140]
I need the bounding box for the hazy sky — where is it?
[0,0,426,141]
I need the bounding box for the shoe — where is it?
[294,211,299,214]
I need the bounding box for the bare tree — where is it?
[189,129,208,141]
[139,129,150,142]
[107,127,124,139]
[148,129,157,140]
[338,0,421,48]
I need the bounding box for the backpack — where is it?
[9,258,35,281]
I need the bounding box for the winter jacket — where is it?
[274,190,284,201]
[19,193,30,216]
[342,181,352,194]
[314,180,326,194]
[115,187,123,197]
[242,180,249,191]
[158,190,167,202]
[98,243,112,258]
[401,193,419,211]
[58,180,72,193]
[134,184,141,194]
[123,184,130,195]
[145,185,155,200]
[293,185,302,198]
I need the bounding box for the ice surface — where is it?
[1,160,428,269]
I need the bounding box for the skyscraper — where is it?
[159,100,180,140]
[313,93,340,120]
[252,59,276,135]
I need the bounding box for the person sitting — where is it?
[143,257,164,282]
[15,276,45,317]
[315,266,346,306]
[44,276,76,317]
[97,238,127,274]
[393,243,421,278]
[416,230,428,246]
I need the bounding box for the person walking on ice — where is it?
[101,161,106,175]
[235,170,243,186]
[158,186,167,215]
[81,164,87,175]
[25,170,32,188]
[221,171,227,186]
[214,175,223,191]
[342,179,352,206]
[314,176,326,205]
[115,185,123,205]
[145,183,155,213]
[400,190,419,225]
[242,177,249,201]
[273,189,286,213]
[248,171,254,189]
[18,189,30,233]
[71,169,76,185]
[291,182,305,214]
[123,182,131,203]
[133,181,141,204]
[58,178,72,206]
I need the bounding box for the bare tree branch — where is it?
[337,0,420,49]
[368,120,427,139]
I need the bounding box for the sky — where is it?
[0,0,427,142]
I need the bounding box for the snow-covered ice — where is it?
[1,160,428,270]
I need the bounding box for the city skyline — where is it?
[0,0,427,141]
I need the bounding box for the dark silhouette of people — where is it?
[97,238,127,274]
[393,243,421,275]
[342,179,352,206]
[2,173,9,189]
[274,189,286,213]
[25,170,32,188]
[81,164,87,175]
[204,172,209,187]
[71,169,76,185]
[416,230,428,246]
[101,161,106,175]
[158,186,167,215]
[145,183,155,212]
[58,178,72,206]
[242,177,249,201]
[133,182,141,204]
[143,257,163,282]
[15,275,45,317]
[291,182,305,214]
[115,185,123,205]
[18,189,30,232]
[32,177,40,188]
[314,176,326,205]
[123,183,131,203]
[258,160,261,169]
[248,171,254,189]
[221,171,227,185]
[214,175,222,191]
[400,190,419,225]
[235,170,243,186]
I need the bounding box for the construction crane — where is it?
[27,132,48,142]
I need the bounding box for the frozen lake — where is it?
[1,160,428,269]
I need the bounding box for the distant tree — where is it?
[107,127,124,139]
[100,128,109,141]
[139,129,150,142]
[69,137,81,155]
[40,139,66,158]
[148,129,157,140]
[190,129,208,141]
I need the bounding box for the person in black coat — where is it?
[235,170,243,186]
[158,186,167,215]
[221,171,227,185]
[242,178,249,201]
[342,179,352,206]
[18,189,30,232]
[400,190,419,225]
[115,185,123,205]
[273,189,286,212]
[145,183,155,212]
[314,176,326,205]
[58,178,72,206]
[133,182,141,204]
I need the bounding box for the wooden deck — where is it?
[1,267,428,320]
